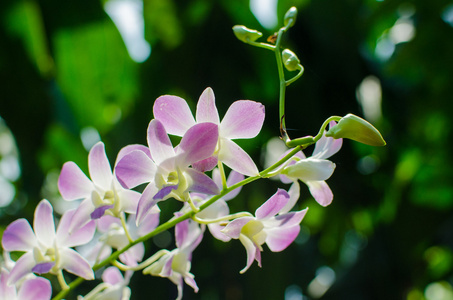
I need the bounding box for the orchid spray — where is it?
[0,7,385,300]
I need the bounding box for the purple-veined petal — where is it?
[59,248,94,280]
[265,225,301,252]
[218,138,259,176]
[91,205,114,219]
[305,180,333,206]
[284,158,335,182]
[88,142,113,190]
[220,100,265,139]
[115,144,151,166]
[147,119,175,165]
[195,87,220,124]
[279,181,300,214]
[58,162,93,201]
[312,123,342,159]
[17,277,52,300]
[32,262,54,274]
[221,217,253,239]
[102,266,124,285]
[153,185,178,200]
[34,200,55,247]
[192,156,218,173]
[177,122,218,166]
[153,95,196,136]
[136,184,160,226]
[57,209,96,247]
[238,234,258,274]
[186,169,219,195]
[255,189,289,219]
[115,150,156,189]
[7,252,35,285]
[2,219,36,251]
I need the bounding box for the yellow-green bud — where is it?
[282,49,302,72]
[325,114,386,146]
[284,7,298,28]
[232,25,263,43]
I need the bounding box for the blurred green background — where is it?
[1,0,453,299]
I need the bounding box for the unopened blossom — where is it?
[280,122,342,207]
[78,267,132,300]
[222,189,307,273]
[153,87,265,176]
[0,268,52,300]
[1,199,95,284]
[58,142,144,230]
[115,119,220,224]
[143,216,204,300]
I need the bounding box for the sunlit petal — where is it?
[59,248,94,280]
[195,87,220,124]
[18,278,51,300]
[265,225,301,252]
[7,252,35,285]
[305,180,333,206]
[284,158,335,182]
[115,150,156,189]
[218,138,259,176]
[88,142,113,189]
[2,219,36,251]
[147,119,175,165]
[186,168,219,195]
[153,95,196,136]
[255,189,289,219]
[33,200,55,247]
[220,100,265,139]
[58,161,93,201]
[177,123,218,166]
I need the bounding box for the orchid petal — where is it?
[186,169,220,195]
[279,181,300,214]
[136,184,160,226]
[57,209,96,247]
[265,208,308,228]
[222,217,253,239]
[305,180,333,206]
[68,198,95,233]
[115,144,152,166]
[17,277,52,300]
[284,158,335,182]
[115,150,156,189]
[255,189,289,219]
[312,123,342,159]
[118,189,141,214]
[222,170,245,200]
[192,156,218,173]
[0,269,16,299]
[136,212,160,237]
[195,87,220,124]
[220,100,265,139]
[88,142,113,189]
[7,252,35,285]
[175,219,189,249]
[238,234,258,274]
[265,225,301,252]
[2,219,36,251]
[218,138,259,176]
[147,119,175,165]
[177,122,218,166]
[58,161,93,201]
[33,200,55,247]
[119,243,145,266]
[153,95,196,136]
[59,248,94,280]
[102,266,124,285]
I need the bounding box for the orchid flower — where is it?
[115,119,220,224]
[153,87,265,176]
[78,267,132,300]
[279,122,343,206]
[143,216,204,300]
[58,141,145,231]
[0,268,52,300]
[1,199,95,284]
[222,189,308,273]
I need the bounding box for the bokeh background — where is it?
[1,0,453,299]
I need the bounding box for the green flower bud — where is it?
[282,49,302,71]
[325,114,386,146]
[232,25,263,43]
[284,7,298,28]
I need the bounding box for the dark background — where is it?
[1,0,453,299]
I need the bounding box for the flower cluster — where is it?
[0,86,346,299]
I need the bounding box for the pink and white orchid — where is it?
[143,216,204,300]
[1,199,95,284]
[280,122,342,206]
[58,141,144,231]
[153,87,265,176]
[0,268,52,300]
[115,119,220,225]
[221,189,307,273]
[78,267,132,300]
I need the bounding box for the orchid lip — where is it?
[32,262,55,274]
[91,205,114,219]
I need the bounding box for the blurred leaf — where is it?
[144,0,183,48]
[424,246,453,279]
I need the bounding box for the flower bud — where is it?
[325,114,386,146]
[232,25,263,43]
[284,7,298,28]
[282,49,302,71]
